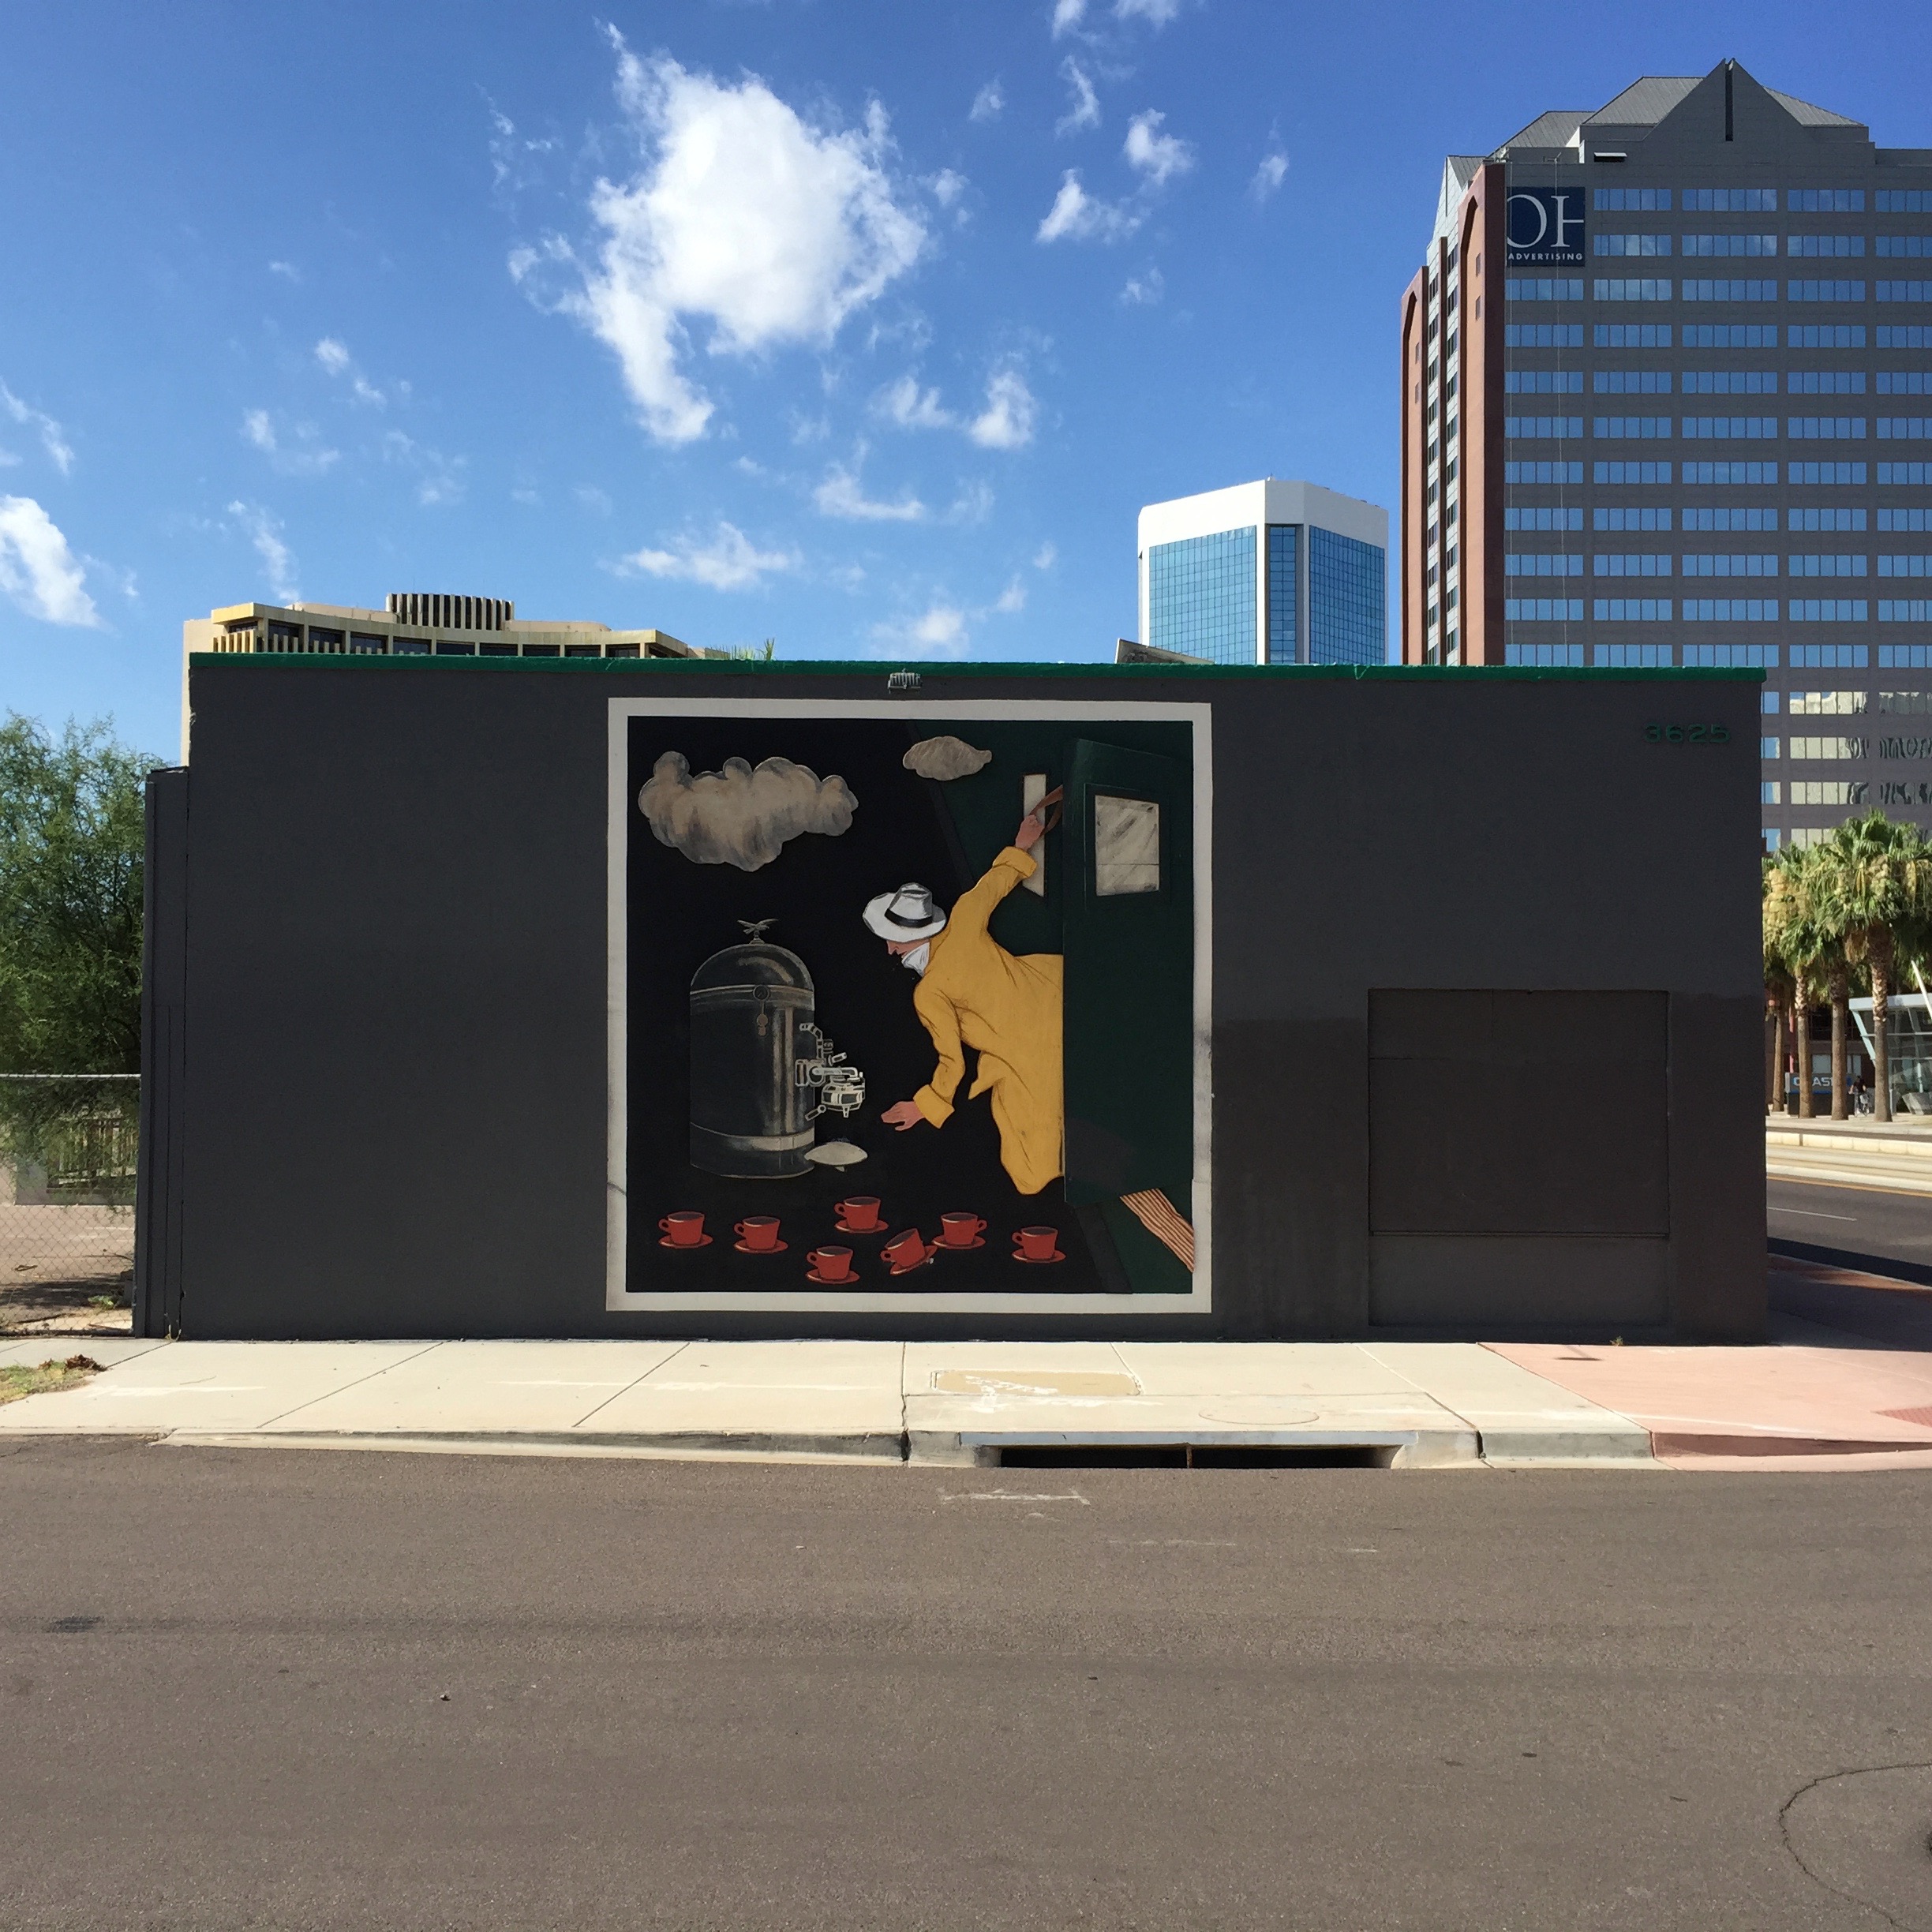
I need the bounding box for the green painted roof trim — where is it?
[189,652,1764,683]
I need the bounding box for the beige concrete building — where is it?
[181,592,722,758]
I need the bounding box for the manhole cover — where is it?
[1194,1400,1322,1427]
[1783,1762,1932,1931]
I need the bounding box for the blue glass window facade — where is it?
[1309,526,1387,665]
[1147,527,1256,664]
[1265,524,1299,663]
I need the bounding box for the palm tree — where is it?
[1815,813,1932,1123]
[1822,931,1855,1121]
[1762,854,1796,1114]
[1769,845,1840,1120]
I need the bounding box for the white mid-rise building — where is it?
[1136,479,1389,665]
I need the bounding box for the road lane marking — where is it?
[941,1489,1091,1505]
[1769,1206,1859,1220]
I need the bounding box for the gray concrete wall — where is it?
[150,657,1765,1341]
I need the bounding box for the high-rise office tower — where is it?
[1138,479,1387,665]
[1402,62,1932,849]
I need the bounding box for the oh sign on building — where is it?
[1505,189,1585,268]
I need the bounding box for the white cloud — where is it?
[1051,0,1088,34]
[929,168,968,209]
[1036,171,1141,243]
[875,375,954,431]
[487,99,559,196]
[1056,59,1100,134]
[0,447,17,468]
[870,570,1031,659]
[969,80,1004,122]
[577,485,614,515]
[814,461,927,522]
[1252,150,1289,203]
[268,260,300,282]
[241,409,339,474]
[521,39,927,445]
[945,479,996,526]
[1123,110,1193,186]
[1033,541,1057,571]
[0,496,99,626]
[967,368,1037,450]
[1116,0,1183,21]
[227,500,298,604]
[873,602,969,658]
[313,337,386,406]
[1120,266,1165,305]
[382,431,465,507]
[620,520,800,591]
[1,384,74,475]
[873,367,1036,451]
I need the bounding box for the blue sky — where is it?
[2,0,1927,756]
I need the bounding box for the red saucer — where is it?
[805,1267,857,1286]
[733,1238,789,1255]
[659,1234,714,1249]
[1010,1246,1066,1265]
[888,1257,935,1276]
[833,1220,887,1236]
[935,1236,986,1252]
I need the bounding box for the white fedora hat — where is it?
[863,882,948,941]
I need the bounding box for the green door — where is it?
[1061,740,1195,1256]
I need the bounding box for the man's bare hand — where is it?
[882,1099,926,1131]
[1015,810,1045,851]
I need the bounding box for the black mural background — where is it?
[624,716,1120,1294]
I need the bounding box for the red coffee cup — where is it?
[808,1245,854,1282]
[940,1213,987,1248]
[837,1196,882,1231]
[1013,1226,1058,1261]
[659,1211,705,1247]
[735,1216,781,1252]
[882,1229,930,1271]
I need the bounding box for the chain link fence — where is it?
[0,1075,137,1334]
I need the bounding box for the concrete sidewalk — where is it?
[1767,1114,1932,1196]
[0,1336,1631,1468]
[6,1271,1932,1468]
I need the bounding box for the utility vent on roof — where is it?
[386,593,513,632]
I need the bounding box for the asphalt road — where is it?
[1770,1173,1932,1282]
[3,1442,1931,1930]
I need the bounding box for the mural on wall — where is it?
[608,702,1209,1308]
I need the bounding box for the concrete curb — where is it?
[155,1430,908,1463]
[1476,1426,1658,1467]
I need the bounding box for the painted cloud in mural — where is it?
[902,735,993,782]
[638,751,857,871]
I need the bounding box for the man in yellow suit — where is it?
[869,804,1061,1196]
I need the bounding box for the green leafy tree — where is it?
[0,717,155,1165]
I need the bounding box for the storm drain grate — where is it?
[994,1445,1393,1470]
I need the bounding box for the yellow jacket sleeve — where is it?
[912,978,964,1126]
[908,847,1036,1127]
[945,847,1035,943]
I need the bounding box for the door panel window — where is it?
[1093,795,1161,896]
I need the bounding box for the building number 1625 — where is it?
[1643,723,1732,743]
